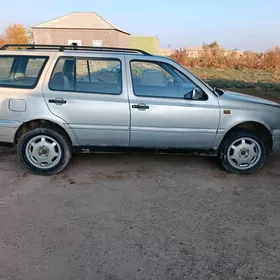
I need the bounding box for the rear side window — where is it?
[49,57,122,95]
[0,57,14,78]
[49,58,75,91]
[0,56,48,89]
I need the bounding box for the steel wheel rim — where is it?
[227,137,262,170]
[25,135,62,169]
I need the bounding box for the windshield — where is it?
[179,65,225,96]
[167,57,215,92]
[184,67,214,91]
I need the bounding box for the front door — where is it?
[127,58,220,149]
[42,54,130,147]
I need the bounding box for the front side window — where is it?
[49,57,122,95]
[0,56,48,89]
[130,60,198,99]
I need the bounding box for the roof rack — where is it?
[0,43,152,56]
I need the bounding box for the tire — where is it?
[219,129,268,174]
[17,127,72,175]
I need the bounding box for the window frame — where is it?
[0,55,49,89]
[49,56,123,95]
[130,59,208,101]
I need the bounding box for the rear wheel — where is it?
[219,129,268,174]
[18,127,72,175]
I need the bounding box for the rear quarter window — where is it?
[0,55,48,89]
[0,57,14,78]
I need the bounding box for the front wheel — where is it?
[18,127,72,175]
[219,130,268,174]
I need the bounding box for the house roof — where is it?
[33,12,130,35]
[157,48,173,56]
[158,48,173,52]
[220,47,230,52]
[184,47,204,51]
[184,46,232,52]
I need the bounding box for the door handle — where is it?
[48,98,67,105]
[132,103,149,110]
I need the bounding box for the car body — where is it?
[0,44,280,175]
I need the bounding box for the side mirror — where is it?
[191,87,204,100]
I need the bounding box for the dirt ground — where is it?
[0,147,280,280]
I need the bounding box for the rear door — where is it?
[42,53,130,147]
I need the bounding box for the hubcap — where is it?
[227,137,261,170]
[25,135,62,169]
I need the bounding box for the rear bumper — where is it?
[0,120,22,144]
[272,129,280,154]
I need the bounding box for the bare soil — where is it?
[0,147,280,280]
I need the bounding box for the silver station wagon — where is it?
[0,44,279,175]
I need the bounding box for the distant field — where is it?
[190,68,280,101]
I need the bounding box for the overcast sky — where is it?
[0,0,279,51]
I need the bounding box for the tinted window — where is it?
[49,57,122,95]
[130,61,197,99]
[49,58,75,91]
[0,56,48,89]
[0,57,13,78]
[25,58,47,78]
[76,58,122,94]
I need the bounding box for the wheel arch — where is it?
[218,121,273,152]
[14,119,74,147]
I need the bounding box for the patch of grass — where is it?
[191,68,275,83]
[189,68,280,101]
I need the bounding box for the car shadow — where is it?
[69,152,280,176]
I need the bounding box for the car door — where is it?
[42,53,130,147]
[126,56,220,149]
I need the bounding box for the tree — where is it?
[26,26,34,44]
[170,48,188,65]
[0,24,30,45]
[0,36,5,48]
[201,41,225,67]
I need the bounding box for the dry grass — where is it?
[170,42,280,101]
[170,44,280,71]
[190,67,280,101]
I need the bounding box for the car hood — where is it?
[221,90,280,107]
